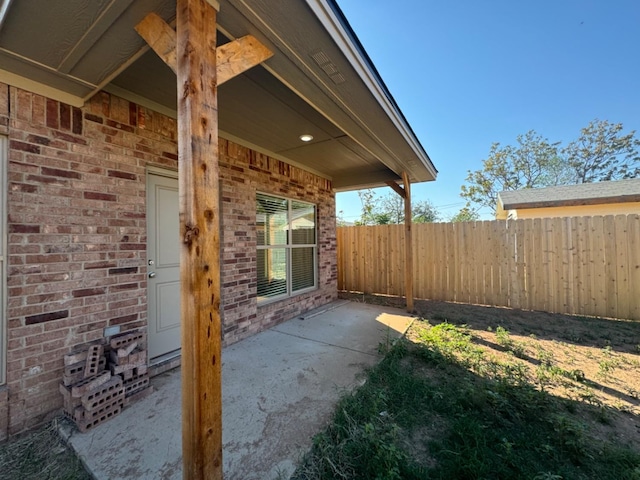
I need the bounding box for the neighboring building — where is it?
[496,178,640,220]
[0,1,437,438]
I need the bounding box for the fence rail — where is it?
[337,215,640,320]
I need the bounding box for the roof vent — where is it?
[329,73,345,85]
[310,49,345,85]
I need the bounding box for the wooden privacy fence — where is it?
[337,215,640,320]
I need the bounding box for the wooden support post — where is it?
[402,172,414,313]
[176,0,222,478]
[386,176,414,312]
[136,4,273,479]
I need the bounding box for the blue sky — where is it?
[334,0,640,221]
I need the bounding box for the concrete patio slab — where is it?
[64,300,414,480]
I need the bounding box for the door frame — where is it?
[146,166,180,364]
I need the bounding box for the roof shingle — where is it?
[499,178,640,210]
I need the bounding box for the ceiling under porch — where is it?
[0,0,437,190]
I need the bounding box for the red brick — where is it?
[83,191,116,202]
[71,371,111,397]
[25,310,68,325]
[72,288,105,298]
[84,345,104,378]
[75,398,123,433]
[72,107,83,134]
[81,375,124,411]
[46,99,58,129]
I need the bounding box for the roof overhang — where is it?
[498,178,640,210]
[0,0,437,190]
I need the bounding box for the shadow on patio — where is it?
[64,301,414,480]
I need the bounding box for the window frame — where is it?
[256,192,317,305]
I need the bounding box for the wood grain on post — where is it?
[176,0,222,478]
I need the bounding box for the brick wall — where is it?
[1,85,179,436]
[0,84,337,438]
[219,139,337,345]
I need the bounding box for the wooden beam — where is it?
[135,12,177,74]
[176,0,222,478]
[135,13,273,85]
[216,35,273,84]
[402,172,414,313]
[385,180,406,199]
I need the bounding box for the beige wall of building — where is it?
[496,201,640,220]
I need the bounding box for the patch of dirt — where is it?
[401,416,448,470]
[340,291,640,452]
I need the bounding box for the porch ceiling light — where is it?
[299,134,314,142]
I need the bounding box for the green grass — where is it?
[293,320,640,480]
[0,418,91,480]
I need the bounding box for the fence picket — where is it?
[615,215,630,320]
[336,215,639,320]
[628,215,640,319]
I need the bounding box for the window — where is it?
[256,193,317,302]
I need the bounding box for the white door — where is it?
[147,172,181,360]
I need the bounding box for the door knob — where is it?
[148,272,156,278]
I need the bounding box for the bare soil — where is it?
[339,291,640,452]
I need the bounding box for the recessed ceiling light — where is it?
[299,134,314,142]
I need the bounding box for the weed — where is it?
[536,346,555,367]
[566,369,586,382]
[495,325,511,346]
[377,327,395,355]
[495,326,527,358]
[533,473,563,480]
[577,386,603,406]
[550,414,587,458]
[293,315,640,480]
[598,346,622,380]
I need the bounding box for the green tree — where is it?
[449,206,480,222]
[380,191,405,224]
[354,189,440,225]
[355,189,376,225]
[412,200,440,223]
[372,212,392,224]
[460,131,560,213]
[460,120,640,214]
[562,119,640,183]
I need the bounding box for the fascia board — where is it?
[305,0,437,180]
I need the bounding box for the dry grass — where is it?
[0,417,90,480]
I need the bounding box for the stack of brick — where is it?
[108,331,152,406]
[59,330,153,433]
[60,345,124,433]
